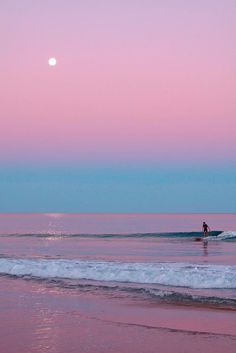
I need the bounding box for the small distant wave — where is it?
[0,231,223,238]
[0,258,236,289]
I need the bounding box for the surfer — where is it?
[202,222,210,237]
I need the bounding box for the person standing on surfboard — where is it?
[202,222,210,237]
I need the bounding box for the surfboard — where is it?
[195,237,208,241]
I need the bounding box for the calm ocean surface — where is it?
[0,213,236,308]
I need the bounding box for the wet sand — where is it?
[0,277,235,353]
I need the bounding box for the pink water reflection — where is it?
[0,213,235,234]
[0,277,236,353]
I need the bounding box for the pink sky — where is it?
[1,1,236,166]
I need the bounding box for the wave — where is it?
[42,280,236,308]
[143,288,236,307]
[0,258,236,289]
[0,231,223,238]
[210,231,236,241]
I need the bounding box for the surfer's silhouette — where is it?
[202,222,210,237]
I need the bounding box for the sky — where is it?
[0,0,236,212]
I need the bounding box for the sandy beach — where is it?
[0,276,236,353]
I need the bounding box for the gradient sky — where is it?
[1,1,236,212]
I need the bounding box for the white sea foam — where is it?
[0,258,236,289]
[216,231,236,240]
[206,231,236,241]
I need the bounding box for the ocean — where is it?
[0,213,236,353]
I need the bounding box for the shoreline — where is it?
[1,276,236,353]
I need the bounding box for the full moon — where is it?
[48,57,57,66]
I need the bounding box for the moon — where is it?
[48,57,57,66]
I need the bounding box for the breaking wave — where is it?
[0,258,236,289]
